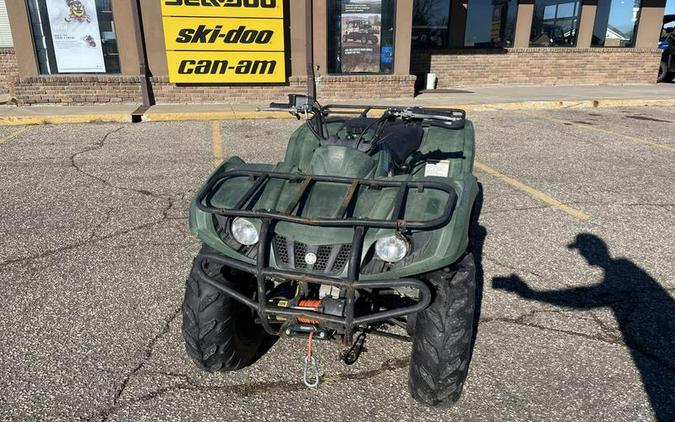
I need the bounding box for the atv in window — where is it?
[658,14,675,83]
[182,95,480,406]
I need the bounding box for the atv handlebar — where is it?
[256,95,467,140]
[269,102,290,108]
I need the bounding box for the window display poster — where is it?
[46,0,105,73]
[341,0,382,73]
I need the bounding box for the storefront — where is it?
[0,0,668,105]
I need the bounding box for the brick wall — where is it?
[14,75,143,105]
[316,75,417,100]
[13,48,659,105]
[0,48,18,95]
[13,74,412,105]
[150,76,307,104]
[151,74,415,103]
[411,48,662,88]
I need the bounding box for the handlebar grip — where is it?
[269,102,290,108]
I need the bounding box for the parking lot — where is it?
[0,106,673,421]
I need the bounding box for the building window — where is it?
[27,0,120,74]
[412,0,450,47]
[464,0,518,47]
[0,0,14,47]
[530,0,582,46]
[592,0,641,47]
[327,0,396,74]
[662,16,675,42]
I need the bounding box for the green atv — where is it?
[183,95,479,406]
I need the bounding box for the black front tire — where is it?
[182,245,268,372]
[408,252,476,406]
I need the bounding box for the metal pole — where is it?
[130,0,154,110]
[305,0,317,99]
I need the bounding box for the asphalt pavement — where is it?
[0,106,673,421]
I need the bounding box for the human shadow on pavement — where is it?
[492,233,675,422]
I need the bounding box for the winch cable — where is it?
[303,332,320,388]
[296,299,321,325]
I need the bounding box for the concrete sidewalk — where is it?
[0,103,141,125]
[2,84,675,125]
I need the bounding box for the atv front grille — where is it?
[273,235,351,274]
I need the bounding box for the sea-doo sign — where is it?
[161,0,283,18]
[161,0,286,83]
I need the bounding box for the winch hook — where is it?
[303,332,320,388]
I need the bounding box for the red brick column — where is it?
[0,48,18,96]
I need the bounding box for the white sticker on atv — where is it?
[424,160,450,177]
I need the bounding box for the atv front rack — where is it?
[193,170,457,343]
[197,170,456,230]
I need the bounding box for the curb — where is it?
[2,98,675,125]
[142,110,290,122]
[456,98,675,111]
[143,98,675,121]
[0,113,132,126]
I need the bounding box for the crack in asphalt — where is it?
[482,314,675,375]
[0,206,178,270]
[107,239,198,252]
[485,257,675,375]
[89,207,116,241]
[488,253,675,375]
[69,127,173,200]
[88,307,182,422]
[2,125,203,421]
[480,313,620,345]
[484,255,548,280]
[90,356,410,419]
[0,128,193,270]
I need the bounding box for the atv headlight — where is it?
[375,234,409,263]
[231,217,259,246]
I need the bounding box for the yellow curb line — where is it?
[454,98,675,112]
[143,110,291,122]
[211,120,223,167]
[3,98,675,126]
[0,114,132,126]
[231,111,290,120]
[143,111,237,122]
[474,160,590,221]
[0,127,30,144]
[522,111,675,154]
[143,98,675,121]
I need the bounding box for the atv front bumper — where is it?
[195,224,432,343]
[193,170,457,342]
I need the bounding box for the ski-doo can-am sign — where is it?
[161,0,286,83]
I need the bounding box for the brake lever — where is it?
[256,106,296,112]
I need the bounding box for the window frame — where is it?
[529,0,583,47]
